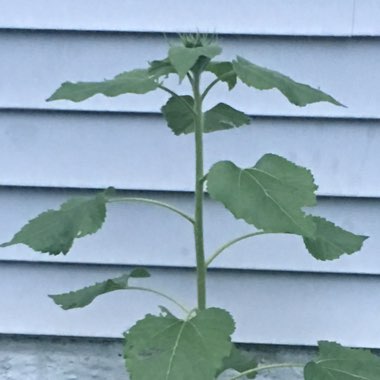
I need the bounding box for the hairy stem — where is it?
[193,71,207,310]
[109,197,195,224]
[229,362,304,380]
[206,231,270,267]
[127,286,190,314]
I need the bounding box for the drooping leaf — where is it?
[148,58,176,78]
[206,61,237,90]
[47,69,159,102]
[217,345,257,378]
[232,56,343,107]
[0,188,114,255]
[49,268,150,310]
[207,155,317,237]
[303,216,368,261]
[161,95,195,135]
[204,103,250,133]
[124,307,235,380]
[304,341,380,380]
[161,96,249,135]
[169,44,222,79]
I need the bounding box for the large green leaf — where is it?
[217,345,257,378]
[304,341,380,380]
[124,307,235,380]
[47,69,159,102]
[232,56,343,107]
[304,216,367,261]
[161,96,250,135]
[49,268,150,310]
[207,155,317,237]
[0,189,114,255]
[206,61,237,90]
[169,44,222,79]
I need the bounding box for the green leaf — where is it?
[169,44,222,79]
[206,61,237,90]
[49,268,150,310]
[232,56,343,107]
[148,58,176,78]
[161,96,250,135]
[217,345,257,378]
[303,216,368,261]
[207,155,317,237]
[0,188,114,255]
[161,95,195,135]
[47,69,159,102]
[304,341,380,380]
[204,103,250,133]
[124,307,235,380]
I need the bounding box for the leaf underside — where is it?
[47,69,159,102]
[49,268,150,310]
[232,56,343,107]
[304,341,380,380]
[206,61,237,90]
[168,44,222,79]
[0,188,114,255]
[207,154,318,237]
[124,307,235,380]
[303,216,367,261]
[161,95,250,135]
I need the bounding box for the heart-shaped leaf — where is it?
[148,58,176,78]
[0,188,114,255]
[232,56,343,107]
[304,341,380,380]
[124,307,235,380]
[161,96,250,135]
[304,216,368,260]
[49,268,150,310]
[207,155,317,237]
[169,44,222,79]
[47,69,159,102]
[206,61,237,90]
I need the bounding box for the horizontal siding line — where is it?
[2,106,380,123]
[0,183,378,200]
[2,27,380,40]
[0,259,378,281]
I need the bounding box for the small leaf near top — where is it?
[217,345,257,378]
[303,216,368,260]
[161,96,250,135]
[207,155,317,237]
[148,58,176,79]
[169,44,222,80]
[124,307,235,380]
[49,268,150,310]
[0,188,114,255]
[206,61,237,90]
[47,69,159,102]
[304,341,380,380]
[232,56,343,107]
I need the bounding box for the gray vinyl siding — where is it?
[0,0,379,359]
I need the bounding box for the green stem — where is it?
[127,286,190,314]
[109,197,195,224]
[193,71,207,310]
[229,362,304,380]
[206,231,269,267]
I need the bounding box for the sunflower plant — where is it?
[2,34,379,380]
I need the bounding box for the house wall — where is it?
[0,1,379,378]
